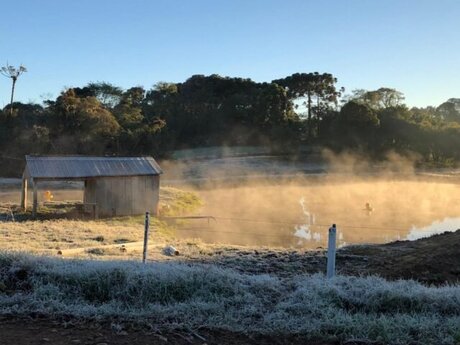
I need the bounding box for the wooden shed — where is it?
[21,156,162,217]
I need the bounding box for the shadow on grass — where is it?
[0,201,96,222]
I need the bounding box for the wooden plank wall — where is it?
[84,176,159,217]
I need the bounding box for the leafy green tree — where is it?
[0,102,51,175]
[437,99,460,123]
[143,74,300,148]
[376,106,418,153]
[46,89,120,153]
[113,87,146,128]
[333,101,380,149]
[350,88,404,110]
[113,86,167,154]
[409,106,439,125]
[273,72,342,139]
[86,82,123,109]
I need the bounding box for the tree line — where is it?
[0,72,459,176]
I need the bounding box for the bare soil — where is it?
[351,229,460,285]
[0,318,335,345]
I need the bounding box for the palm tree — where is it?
[1,63,27,115]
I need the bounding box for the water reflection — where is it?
[407,217,460,240]
[292,218,460,247]
[294,197,320,244]
[294,196,460,247]
[294,197,346,247]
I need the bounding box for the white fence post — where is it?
[326,224,337,278]
[142,212,150,264]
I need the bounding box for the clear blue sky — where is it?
[1,0,459,108]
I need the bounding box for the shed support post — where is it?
[93,204,99,220]
[32,179,38,218]
[20,176,28,211]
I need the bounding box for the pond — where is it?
[179,177,460,248]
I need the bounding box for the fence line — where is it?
[172,227,312,239]
[171,224,407,240]
[211,216,408,232]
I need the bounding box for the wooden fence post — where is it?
[142,212,150,263]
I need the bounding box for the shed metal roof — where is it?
[25,156,162,179]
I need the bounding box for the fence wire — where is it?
[212,216,409,232]
[166,215,411,235]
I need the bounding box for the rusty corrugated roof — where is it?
[25,156,162,179]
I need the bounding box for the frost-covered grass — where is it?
[0,252,459,344]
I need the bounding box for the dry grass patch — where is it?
[0,187,203,257]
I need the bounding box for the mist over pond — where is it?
[178,177,460,248]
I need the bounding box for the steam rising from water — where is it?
[185,176,460,248]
